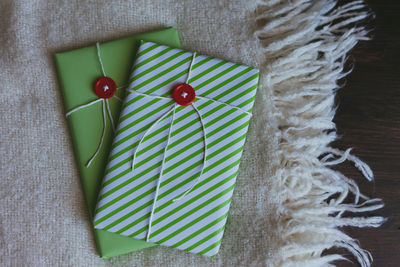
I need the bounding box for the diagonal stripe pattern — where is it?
[93,40,259,257]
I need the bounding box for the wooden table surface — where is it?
[329,1,400,266]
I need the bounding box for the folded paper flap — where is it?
[94,41,260,257]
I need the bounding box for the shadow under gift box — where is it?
[55,28,181,258]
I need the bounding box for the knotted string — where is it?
[126,52,252,241]
[65,42,124,167]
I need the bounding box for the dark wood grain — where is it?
[327,1,400,266]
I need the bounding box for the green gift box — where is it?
[55,28,181,258]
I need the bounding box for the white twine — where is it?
[128,89,173,100]
[128,51,253,241]
[113,95,122,102]
[172,101,207,202]
[96,42,106,77]
[186,52,196,83]
[146,103,177,242]
[86,100,107,168]
[104,99,115,131]
[65,42,124,167]
[131,103,176,171]
[65,98,103,117]
[196,95,253,116]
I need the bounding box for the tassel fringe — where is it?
[255,1,385,266]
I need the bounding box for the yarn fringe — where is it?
[255,1,385,266]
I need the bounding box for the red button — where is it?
[94,77,117,99]
[173,83,196,106]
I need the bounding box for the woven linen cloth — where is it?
[1,0,383,265]
[0,1,278,266]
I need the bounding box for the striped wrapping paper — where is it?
[93,40,259,257]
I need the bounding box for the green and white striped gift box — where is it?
[93,40,259,257]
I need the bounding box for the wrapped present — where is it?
[93,41,260,257]
[55,28,181,258]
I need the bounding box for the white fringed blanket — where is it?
[0,0,383,266]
